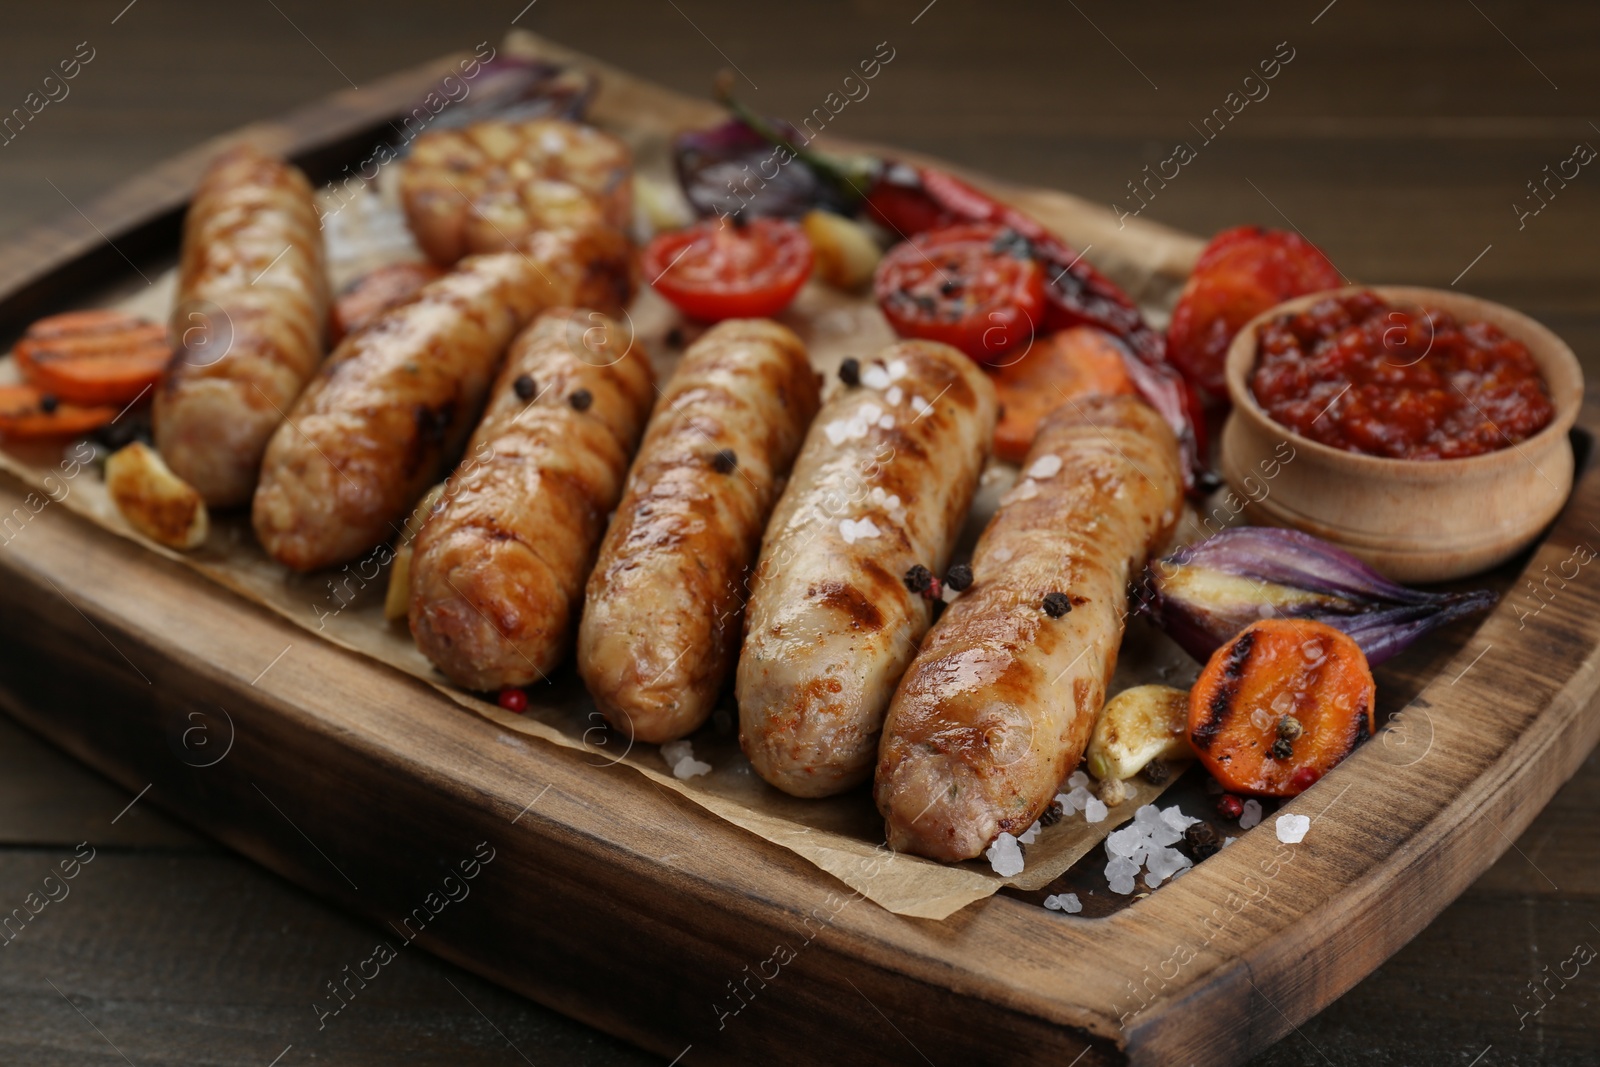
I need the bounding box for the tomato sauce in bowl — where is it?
[1249,290,1554,460]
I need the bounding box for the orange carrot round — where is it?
[14,308,171,406]
[1188,618,1376,797]
[0,385,117,439]
[988,326,1137,464]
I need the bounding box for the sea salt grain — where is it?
[1067,771,1091,790]
[911,395,931,416]
[660,740,711,779]
[1043,893,1083,914]
[888,359,908,380]
[1084,797,1108,824]
[1276,813,1311,844]
[885,386,904,406]
[1026,454,1063,479]
[1239,798,1263,830]
[1018,820,1042,845]
[878,414,895,430]
[985,832,1026,877]
[862,365,891,389]
[839,518,881,544]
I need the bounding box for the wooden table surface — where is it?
[2,2,1597,1063]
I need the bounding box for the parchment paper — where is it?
[0,31,1204,920]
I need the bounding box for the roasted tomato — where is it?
[1166,225,1343,399]
[874,223,1047,364]
[643,216,813,321]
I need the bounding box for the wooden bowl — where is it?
[1219,285,1584,583]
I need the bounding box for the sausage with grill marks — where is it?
[578,319,819,743]
[156,145,329,507]
[409,308,654,690]
[875,394,1183,861]
[736,341,997,798]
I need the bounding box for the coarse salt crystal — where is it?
[1276,813,1311,844]
[1018,820,1042,845]
[878,414,895,430]
[1026,454,1063,479]
[888,359,908,380]
[862,365,891,389]
[985,832,1025,877]
[839,518,880,544]
[673,757,712,779]
[992,546,1013,563]
[1043,892,1083,914]
[869,487,887,505]
[1084,797,1108,823]
[660,740,711,779]
[861,402,882,423]
[1009,479,1040,502]
[824,420,848,446]
[885,386,904,405]
[1161,807,1200,833]
[1067,771,1091,790]
[1239,799,1263,830]
[1108,874,1137,896]
[911,395,930,415]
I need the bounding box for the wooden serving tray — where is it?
[2,33,1598,1066]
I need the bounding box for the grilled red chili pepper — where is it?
[699,86,1210,491]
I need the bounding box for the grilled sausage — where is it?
[252,241,616,573]
[409,308,654,690]
[578,320,819,743]
[875,394,1183,861]
[155,145,328,507]
[736,341,998,797]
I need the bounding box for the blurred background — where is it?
[0,1,1595,1064]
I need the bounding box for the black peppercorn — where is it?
[1143,758,1171,785]
[569,389,593,411]
[39,394,59,414]
[944,562,973,591]
[1184,822,1222,860]
[903,564,933,595]
[1042,591,1071,618]
[1271,737,1294,761]
[1038,799,1065,827]
[666,326,686,348]
[712,448,737,474]
[838,358,860,386]
[513,374,537,400]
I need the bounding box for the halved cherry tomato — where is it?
[989,327,1138,463]
[876,223,1049,364]
[0,385,117,439]
[873,223,1046,365]
[13,309,171,406]
[643,217,813,321]
[1166,226,1343,400]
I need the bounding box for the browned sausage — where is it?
[155,145,328,507]
[578,319,819,743]
[875,395,1183,861]
[736,341,998,797]
[252,241,616,573]
[409,308,655,690]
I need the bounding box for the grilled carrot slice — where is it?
[0,385,117,438]
[13,309,171,406]
[988,327,1137,464]
[329,261,446,347]
[1187,618,1376,797]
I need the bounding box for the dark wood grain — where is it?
[1,3,1598,1065]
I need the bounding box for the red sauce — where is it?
[1250,291,1553,460]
